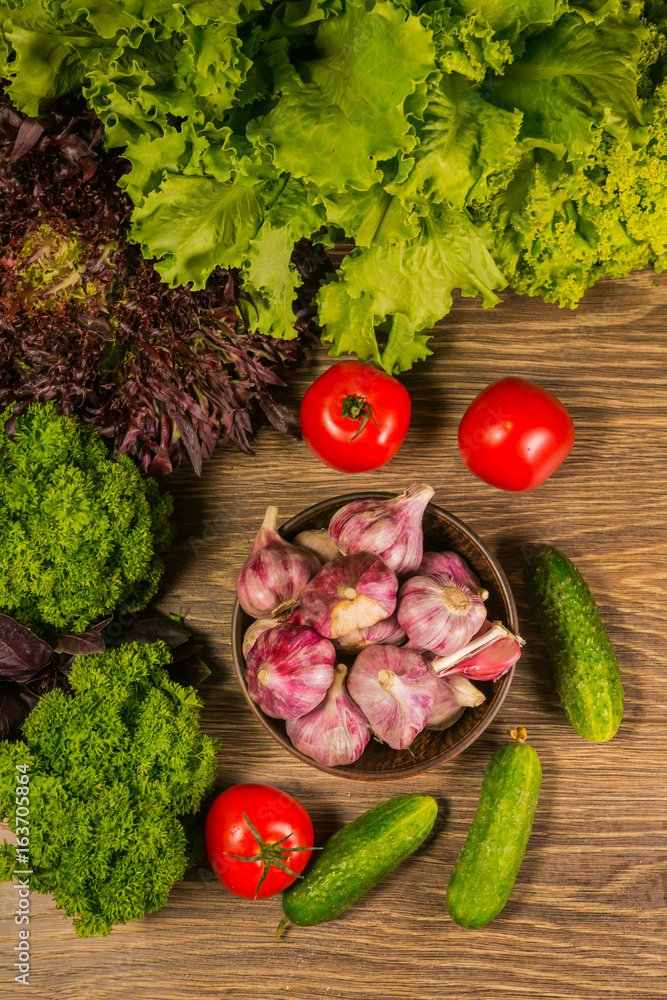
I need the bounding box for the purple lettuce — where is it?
[0,86,327,475]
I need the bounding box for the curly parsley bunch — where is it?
[0,641,218,937]
[0,402,173,633]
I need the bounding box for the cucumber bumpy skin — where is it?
[277,794,437,935]
[523,543,624,742]
[446,729,541,929]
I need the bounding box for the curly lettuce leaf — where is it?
[487,8,648,160]
[249,0,435,192]
[243,178,326,339]
[388,73,522,210]
[317,205,504,373]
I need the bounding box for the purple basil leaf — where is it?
[0,614,54,682]
[102,609,191,650]
[0,682,39,740]
[167,655,211,689]
[258,395,303,441]
[52,631,106,655]
[10,119,45,161]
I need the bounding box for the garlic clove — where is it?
[418,551,489,601]
[245,623,336,720]
[294,529,341,564]
[347,645,438,750]
[328,483,435,576]
[431,619,525,681]
[425,672,486,730]
[333,612,407,655]
[236,506,321,618]
[397,572,487,657]
[300,551,398,640]
[286,663,371,767]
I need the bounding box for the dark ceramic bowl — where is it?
[231,492,518,781]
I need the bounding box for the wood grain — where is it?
[1,269,666,1000]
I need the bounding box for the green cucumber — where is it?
[276,794,437,935]
[523,543,624,742]
[446,729,541,929]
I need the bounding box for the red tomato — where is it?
[205,783,314,899]
[458,377,575,492]
[300,361,411,473]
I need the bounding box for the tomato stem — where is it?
[223,812,319,899]
[341,394,379,441]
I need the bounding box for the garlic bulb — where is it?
[431,620,525,681]
[425,673,486,730]
[397,572,486,656]
[418,551,489,601]
[242,617,280,658]
[236,506,321,618]
[347,646,438,750]
[334,612,407,654]
[286,663,371,766]
[294,529,341,564]
[328,483,435,576]
[300,551,398,640]
[245,624,335,720]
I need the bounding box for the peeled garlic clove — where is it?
[328,483,435,576]
[425,673,486,730]
[245,623,335,720]
[286,663,371,767]
[334,612,407,654]
[294,529,341,564]
[236,506,321,618]
[418,551,489,601]
[431,620,525,681]
[397,572,486,656]
[300,551,398,640]
[347,646,438,750]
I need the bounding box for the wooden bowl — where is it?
[231,492,518,781]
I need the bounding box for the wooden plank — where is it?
[1,270,666,999]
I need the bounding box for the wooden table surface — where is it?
[1,271,666,1000]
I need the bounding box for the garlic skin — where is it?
[334,612,407,654]
[425,673,486,730]
[431,620,524,681]
[286,663,371,767]
[328,483,435,576]
[300,551,398,640]
[294,529,341,564]
[418,551,489,601]
[397,572,486,656]
[347,646,438,750]
[245,624,335,720]
[236,506,321,618]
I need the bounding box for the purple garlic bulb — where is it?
[334,612,407,655]
[328,483,435,575]
[245,623,335,720]
[286,663,371,767]
[418,551,489,601]
[431,620,525,681]
[425,673,486,730]
[236,506,321,618]
[299,551,398,640]
[347,645,438,750]
[397,572,486,656]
